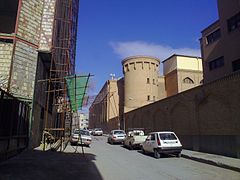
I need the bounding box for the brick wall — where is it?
[10,41,38,98]
[125,71,240,158]
[0,42,13,90]
[39,0,56,51]
[17,0,44,45]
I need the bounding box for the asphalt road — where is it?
[74,135,240,180]
[0,136,239,180]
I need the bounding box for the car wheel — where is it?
[177,152,181,158]
[154,149,161,159]
[129,142,133,150]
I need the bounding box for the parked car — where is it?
[108,130,126,144]
[70,129,92,146]
[92,128,103,136]
[88,129,93,135]
[142,131,182,159]
[123,130,147,150]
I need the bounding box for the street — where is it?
[0,136,239,180]
[72,136,239,180]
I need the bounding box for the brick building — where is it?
[0,0,79,147]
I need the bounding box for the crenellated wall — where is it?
[124,71,240,158]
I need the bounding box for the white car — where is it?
[108,130,126,144]
[92,128,103,136]
[70,129,92,146]
[123,130,147,150]
[142,131,182,159]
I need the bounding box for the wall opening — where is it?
[0,0,19,34]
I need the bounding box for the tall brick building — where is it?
[200,0,240,83]
[0,0,79,147]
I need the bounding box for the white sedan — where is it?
[142,131,182,159]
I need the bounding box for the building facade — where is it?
[89,55,203,132]
[89,79,124,132]
[0,0,79,147]
[163,54,203,97]
[200,0,240,83]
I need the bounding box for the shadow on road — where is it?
[137,150,178,159]
[0,149,103,180]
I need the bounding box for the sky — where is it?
[76,0,219,98]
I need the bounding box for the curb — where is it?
[182,154,240,173]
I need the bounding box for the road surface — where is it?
[68,135,240,180]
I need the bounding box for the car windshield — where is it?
[95,128,102,131]
[113,130,125,135]
[159,133,177,140]
[74,129,90,136]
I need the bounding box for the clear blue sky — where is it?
[76,0,218,97]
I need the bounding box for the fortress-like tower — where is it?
[122,56,160,112]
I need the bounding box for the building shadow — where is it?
[0,149,103,180]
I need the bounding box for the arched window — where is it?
[183,77,194,84]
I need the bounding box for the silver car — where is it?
[108,130,126,144]
[70,129,92,146]
[92,128,103,136]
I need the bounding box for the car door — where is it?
[148,133,156,153]
[143,134,152,152]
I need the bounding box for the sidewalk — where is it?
[182,149,240,172]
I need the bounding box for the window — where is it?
[227,11,240,32]
[206,29,221,44]
[147,78,150,84]
[147,95,150,101]
[232,59,240,72]
[150,134,155,141]
[183,77,194,84]
[153,79,155,85]
[209,56,224,71]
[125,64,129,72]
[0,0,19,33]
[153,96,155,101]
[159,133,177,140]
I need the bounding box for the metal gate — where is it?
[0,88,30,161]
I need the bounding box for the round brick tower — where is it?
[122,56,160,112]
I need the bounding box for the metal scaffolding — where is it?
[42,0,80,151]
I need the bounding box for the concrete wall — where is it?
[177,70,203,93]
[124,71,240,158]
[177,56,202,71]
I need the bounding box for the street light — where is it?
[110,73,115,80]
